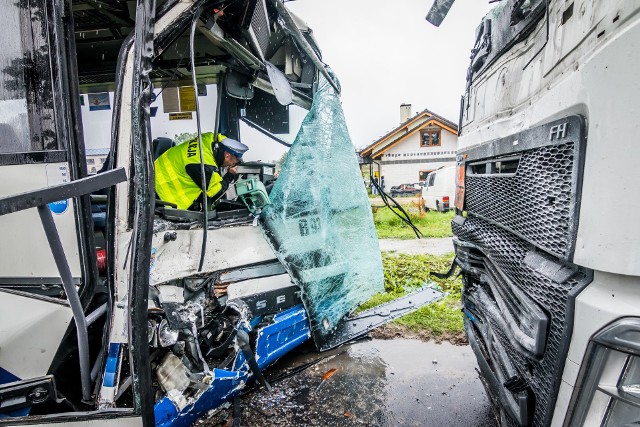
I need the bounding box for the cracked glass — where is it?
[260,73,384,347]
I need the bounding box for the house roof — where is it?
[86,148,110,156]
[359,108,458,159]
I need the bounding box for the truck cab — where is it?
[433,0,640,425]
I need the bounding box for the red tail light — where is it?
[455,155,466,210]
[96,249,107,275]
[443,196,450,203]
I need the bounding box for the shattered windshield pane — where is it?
[260,73,384,347]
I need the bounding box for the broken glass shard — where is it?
[260,72,384,347]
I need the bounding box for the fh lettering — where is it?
[549,123,568,140]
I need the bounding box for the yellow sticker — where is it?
[169,112,193,120]
[179,86,197,112]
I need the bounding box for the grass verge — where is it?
[360,252,465,344]
[373,205,454,239]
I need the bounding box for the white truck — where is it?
[421,165,455,212]
[429,0,640,425]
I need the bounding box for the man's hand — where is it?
[223,167,238,184]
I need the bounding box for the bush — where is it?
[357,253,464,337]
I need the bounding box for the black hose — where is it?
[190,4,208,272]
[370,174,423,239]
[237,329,272,391]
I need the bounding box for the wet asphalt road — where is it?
[198,338,497,426]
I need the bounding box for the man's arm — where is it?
[185,163,218,191]
[185,164,237,202]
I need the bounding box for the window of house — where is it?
[420,127,441,147]
[87,158,95,164]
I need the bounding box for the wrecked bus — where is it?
[430,0,640,425]
[0,0,444,426]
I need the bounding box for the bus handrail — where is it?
[0,167,127,216]
[0,166,126,403]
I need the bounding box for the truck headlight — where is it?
[567,318,640,426]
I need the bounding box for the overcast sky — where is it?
[84,0,495,163]
[286,0,494,150]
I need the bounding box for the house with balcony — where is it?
[85,148,110,175]
[359,104,458,192]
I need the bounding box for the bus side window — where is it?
[0,2,60,156]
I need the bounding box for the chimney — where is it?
[400,103,412,124]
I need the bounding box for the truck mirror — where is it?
[426,0,456,27]
[226,71,255,100]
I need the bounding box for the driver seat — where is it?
[152,137,175,160]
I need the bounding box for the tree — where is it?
[173,132,198,145]
[276,150,289,170]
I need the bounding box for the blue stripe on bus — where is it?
[0,366,30,418]
[103,343,121,388]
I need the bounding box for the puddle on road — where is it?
[197,338,497,426]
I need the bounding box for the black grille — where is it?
[454,217,591,426]
[465,143,575,259]
[455,116,590,426]
[251,0,270,57]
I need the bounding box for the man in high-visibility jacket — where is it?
[155,132,249,210]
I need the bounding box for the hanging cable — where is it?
[153,31,192,100]
[240,117,292,147]
[370,174,424,239]
[190,3,209,272]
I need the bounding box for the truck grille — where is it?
[454,116,591,426]
[454,217,591,426]
[465,142,575,259]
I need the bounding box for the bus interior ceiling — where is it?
[73,0,318,106]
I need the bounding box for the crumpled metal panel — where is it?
[260,74,384,347]
[454,217,592,427]
[153,306,309,427]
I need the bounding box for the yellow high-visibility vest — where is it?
[155,132,226,210]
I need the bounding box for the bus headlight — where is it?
[567,318,640,427]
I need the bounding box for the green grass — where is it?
[373,206,454,239]
[394,295,463,336]
[359,252,464,338]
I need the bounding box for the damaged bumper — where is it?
[153,305,310,427]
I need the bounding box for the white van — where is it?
[421,166,455,211]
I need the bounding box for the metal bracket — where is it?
[319,285,446,351]
[0,375,57,414]
[0,167,127,216]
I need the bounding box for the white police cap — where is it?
[220,137,249,158]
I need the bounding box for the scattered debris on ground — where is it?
[370,323,467,345]
[195,339,496,427]
[355,252,464,345]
